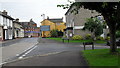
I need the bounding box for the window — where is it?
[9,20,13,27]
[56,23,61,25]
[7,19,9,26]
[0,15,2,25]
[0,32,1,37]
[3,17,5,25]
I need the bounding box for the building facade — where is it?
[40,17,66,37]
[65,6,101,38]
[0,10,14,41]
[13,19,24,38]
[20,19,40,37]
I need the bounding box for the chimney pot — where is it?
[47,16,49,19]
[2,10,7,15]
[16,18,19,22]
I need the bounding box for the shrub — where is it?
[85,34,92,40]
[105,36,110,40]
[96,36,104,40]
[50,30,63,37]
[72,35,83,40]
[62,35,67,38]
[57,30,63,37]
[116,31,120,38]
[50,30,58,37]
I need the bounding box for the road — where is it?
[17,38,111,59]
[0,38,38,66]
[2,38,112,67]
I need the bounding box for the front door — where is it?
[3,29,5,40]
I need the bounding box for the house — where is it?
[40,17,66,37]
[65,6,102,38]
[19,19,40,37]
[0,10,14,41]
[13,19,24,38]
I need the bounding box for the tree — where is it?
[50,29,63,37]
[58,2,120,53]
[83,17,103,38]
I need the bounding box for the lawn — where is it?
[46,37,106,44]
[82,48,120,67]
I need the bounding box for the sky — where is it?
[0,0,72,27]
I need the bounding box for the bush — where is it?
[50,30,64,37]
[72,35,83,40]
[85,34,92,40]
[116,31,120,38]
[57,30,63,37]
[62,35,67,38]
[96,36,104,40]
[105,36,110,40]
[50,30,58,37]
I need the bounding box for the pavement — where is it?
[1,38,38,66]
[0,38,22,47]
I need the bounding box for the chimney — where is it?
[30,18,33,22]
[47,16,49,19]
[2,10,7,15]
[62,17,63,20]
[15,18,19,22]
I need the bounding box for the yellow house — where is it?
[40,17,66,37]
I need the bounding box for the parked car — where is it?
[107,38,120,46]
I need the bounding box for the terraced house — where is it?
[13,19,24,38]
[0,10,14,41]
[40,17,66,37]
[19,19,40,37]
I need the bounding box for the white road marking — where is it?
[18,46,37,59]
[16,44,37,57]
[0,62,7,66]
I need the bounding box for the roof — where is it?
[0,11,2,15]
[30,19,36,24]
[19,21,37,28]
[65,4,74,15]
[0,11,14,20]
[47,18,63,23]
[14,21,22,25]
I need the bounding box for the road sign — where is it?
[40,25,50,31]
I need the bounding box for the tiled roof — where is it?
[65,3,74,15]
[47,18,63,23]
[0,11,14,20]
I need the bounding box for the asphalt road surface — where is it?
[1,38,38,66]
[2,38,112,67]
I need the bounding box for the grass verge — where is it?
[82,48,120,66]
[46,37,106,44]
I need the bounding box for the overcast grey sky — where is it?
[0,0,71,27]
